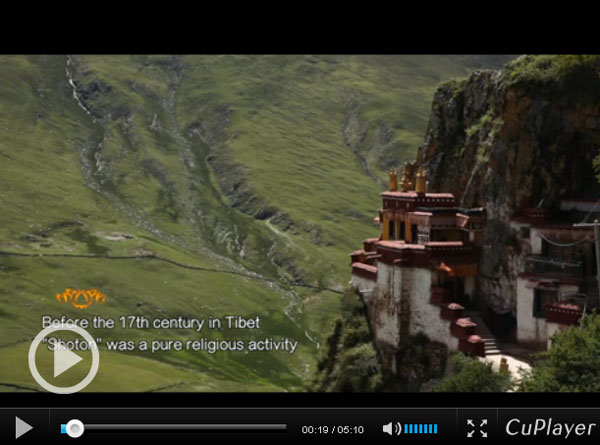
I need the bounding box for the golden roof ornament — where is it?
[389,167,398,192]
[401,163,410,192]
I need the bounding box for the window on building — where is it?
[388,220,395,240]
[430,231,443,242]
[533,288,557,318]
[520,226,530,239]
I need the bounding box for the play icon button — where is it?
[28,323,99,394]
[15,416,33,439]
[54,345,83,378]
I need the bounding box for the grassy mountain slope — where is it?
[0,55,512,392]
[176,55,513,284]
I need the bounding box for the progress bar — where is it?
[86,424,287,430]
[61,420,287,438]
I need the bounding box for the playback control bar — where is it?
[3,407,600,443]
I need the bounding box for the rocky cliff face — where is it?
[417,55,600,315]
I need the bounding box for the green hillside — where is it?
[0,55,512,392]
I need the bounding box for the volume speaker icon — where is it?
[382,422,402,436]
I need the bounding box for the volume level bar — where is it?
[85,423,286,431]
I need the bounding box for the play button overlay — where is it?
[15,416,33,439]
[28,323,99,394]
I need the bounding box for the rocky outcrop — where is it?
[417,55,600,316]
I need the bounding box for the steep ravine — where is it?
[64,55,319,342]
[66,56,227,265]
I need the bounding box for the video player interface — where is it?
[2,54,600,442]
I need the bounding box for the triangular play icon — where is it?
[54,345,83,378]
[15,416,33,439]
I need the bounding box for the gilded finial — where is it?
[389,167,398,192]
[401,163,410,192]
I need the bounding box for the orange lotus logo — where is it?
[56,288,107,309]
